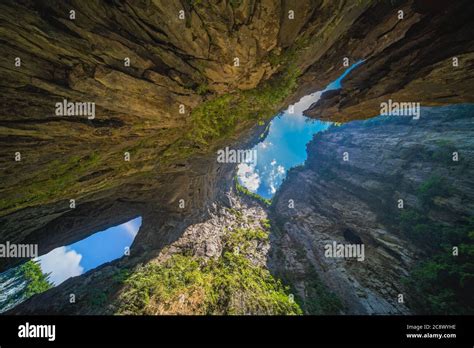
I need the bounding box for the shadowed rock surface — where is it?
[270,105,474,314]
[304,1,474,121]
[0,0,473,314]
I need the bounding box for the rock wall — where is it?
[8,188,277,315]
[2,0,472,253]
[304,0,474,121]
[1,1,473,314]
[270,105,474,314]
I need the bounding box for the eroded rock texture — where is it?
[0,0,473,314]
[304,0,474,121]
[270,106,474,314]
[8,189,278,315]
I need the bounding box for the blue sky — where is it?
[237,112,330,198]
[36,217,142,285]
[237,60,364,199]
[326,60,364,90]
[35,62,365,285]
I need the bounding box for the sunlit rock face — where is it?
[1,0,293,268]
[303,1,474,121]
[0,1,473,314]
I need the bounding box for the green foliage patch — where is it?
[162,62,300,164]
[15,260,52,297]
[235,175,272,206]
[403,231,474,314]
[0,152,102,213]
[116,227,301,315]
[399,175,474,314]
[190,64,300,147]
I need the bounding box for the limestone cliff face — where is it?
[270,105,474,314]
[8,189,278,315]
[0,1,473,314]
[0,0,384,270]
[304,1,474,121]
[0,1,299,249]
[0,0,289,270]
[11,106,473,315]
[2,0,472,254]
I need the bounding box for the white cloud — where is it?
[287,91,322,116]
[36,246,84,286]
[260,141,273,150]
[123,220,140,238]
[267,164,286,195]
[237,163,261,192]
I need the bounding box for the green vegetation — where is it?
[267,36,310,69]
[261,218,271,230]
[227,207,243,220]
[2,33,306,215]
[229,0,242,8]
[196,83,209,95]
[0,152,102,213]
[189,64,299,147]
[224,227,268,254]
[398,176,463,249]
[0,260,52,311]
[89,288,108,309]
[116,227,301,315]
[430,141,458,164]
[298,265,344,314]
[403,231,474,314]
[15,260,52,297]
[185,0,203,7]
[277,260,343,314]
[235,175,272,206]
[112,268,132,283]
[162,58,300,164]
[399,175,474,314]
[274,240,343,315]
[416,175,452,207]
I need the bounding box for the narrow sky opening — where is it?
[36,216,142,285]
[237,61,364,199]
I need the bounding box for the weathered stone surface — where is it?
[0,0,378,267]
[8,188,272,314]
[304,1,474,121]
[1,0,472,315]
[270,106,474,314]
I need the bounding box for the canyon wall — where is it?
[304,1,474,121]
[270,105,474,314]
[1,0,473,314]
